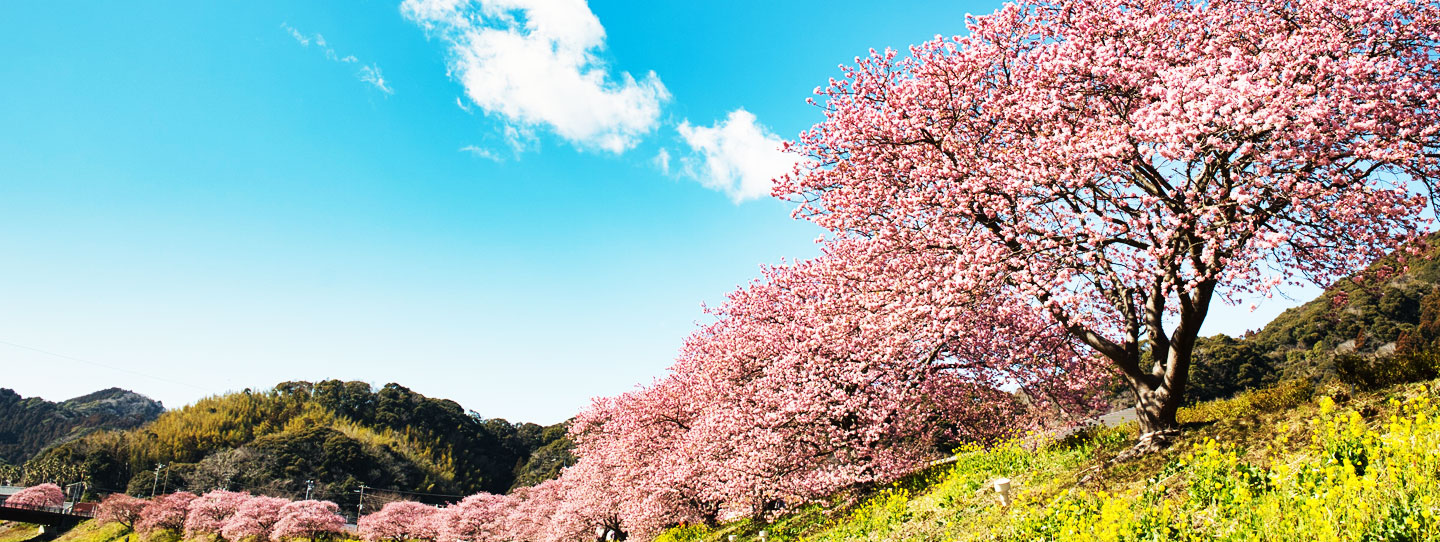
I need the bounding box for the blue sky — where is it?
[0,0,1314,424]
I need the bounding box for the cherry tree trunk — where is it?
[1130,378,1181,434]
[1121,331,1196,435]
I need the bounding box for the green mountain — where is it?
[0,387,164,466]
[1187,233,1440,403]
[25,380,573,504]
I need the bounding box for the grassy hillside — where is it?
[653,377,1439,541]
[31,381,573,503]
[0,518,129,542]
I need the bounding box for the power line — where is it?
[363,487,470,499]
[0,338,206,391]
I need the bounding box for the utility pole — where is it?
[304,480,314,500]
[161,463,170,495]
[353,484,367,518]
[64,482,86,513]
[151,464,165,497]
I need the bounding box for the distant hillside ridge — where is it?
[25,380,573,504]
[1186,231,1440,403]
[0,387,163,465]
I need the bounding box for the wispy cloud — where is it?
[677,109,802,203]
[358,65,393,95]
[459,144,505,161]
[653,147,671,175]
[401,0,669,154]
[282,23,392,94]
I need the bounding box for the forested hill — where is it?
[17,380,573,504]
[0,387,163,466]
[1187,232,1440,403]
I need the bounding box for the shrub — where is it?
[651,524,711,542]
[1363,493,1434,542]
[1177,379,1313,424]
[1337,351,1440,390]
[1178,442,1272,510]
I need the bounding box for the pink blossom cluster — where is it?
[356,500,440,542]
[184,489,250,539]
[96,490,346,542]
[134,491,196,535]
[271,500,348,541]
[96,494,148,530]
[5,483,64,509]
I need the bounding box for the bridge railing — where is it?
[0,501,96,518]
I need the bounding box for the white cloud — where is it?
[284,24,312,46]
[282,23,390,94]
[359,64,394,94]
[401,0,669,154]
[677,109,801,202]
[503,124,538,153]
[653,147,671,175]
[459,144,504,161]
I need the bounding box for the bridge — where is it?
[0,502,93,530]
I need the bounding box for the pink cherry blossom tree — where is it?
[271,500,347,541]
[96,493,149,532]
[565,238,1107,527]
[547,456,629,541]
[358,501,440,542]
[5,483,64,509]
[688,240,1102,513]
[186,490,251,539]
[781,0,1440,435]
[505,482,562,542]
[137,491,199,535]
[440,492,520,542]
[570,376,721,537]
[221,495,290,542]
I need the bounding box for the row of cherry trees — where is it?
[351,238,1114,541]
[558,238,1112,537]
[94,490,346,541]
[90,239,1109,542]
